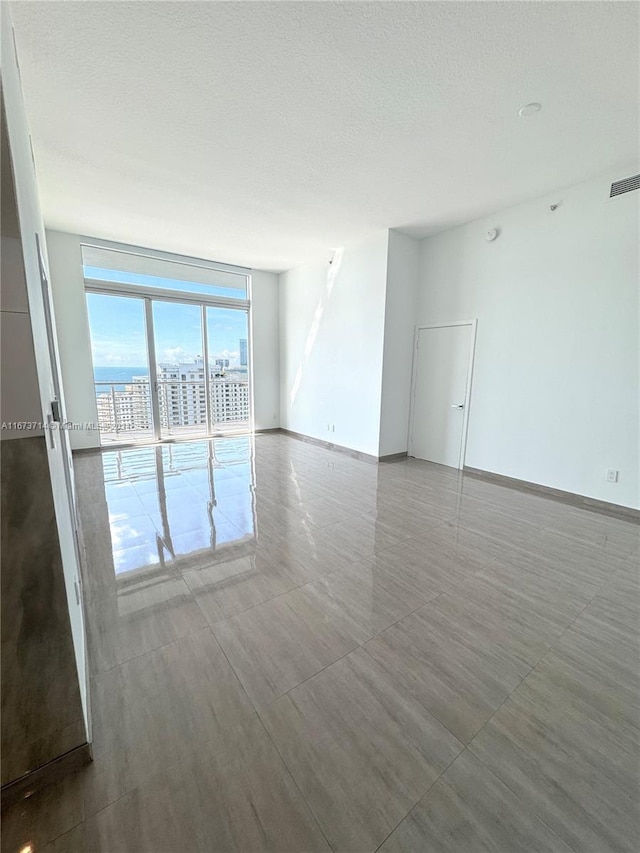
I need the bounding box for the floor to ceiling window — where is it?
[84,243,251,446]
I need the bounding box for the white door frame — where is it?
[408,320,478,469]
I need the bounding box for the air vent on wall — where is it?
[609,174,640,198]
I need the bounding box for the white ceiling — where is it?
[9,1,639,272]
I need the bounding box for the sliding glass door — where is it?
[87,292,154,444]
[87,293,251,445]
[206,306,250,432]
[152,300,208,440]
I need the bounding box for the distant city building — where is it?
[240,338,248,367]
[96,357,249,434]
[157,359,206,427]
[96,377,151,433]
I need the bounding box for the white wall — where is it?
[46,231,100,449]
[250,270,280,430]
[279,232,389,457]
[418,165,640,508]
[378,230,420,456]
[46,231,281,444]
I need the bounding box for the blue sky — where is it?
[86,290,248,368]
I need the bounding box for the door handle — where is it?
[451,404,464,409]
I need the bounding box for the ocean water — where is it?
[94,366,149,390]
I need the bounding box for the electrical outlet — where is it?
[606,469,619,483]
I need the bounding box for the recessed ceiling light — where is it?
[518,102,542,117]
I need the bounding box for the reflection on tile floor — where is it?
[101,438,256,574]
[2,433,639,853]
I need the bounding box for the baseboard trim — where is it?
[278,428,383,464]
[1,743,93,811]
[275,430,410,464]
[463,466,640,522]
[379,451,408,463]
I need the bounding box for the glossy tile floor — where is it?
[3,434,639,852]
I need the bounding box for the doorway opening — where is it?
[84,243,252,446]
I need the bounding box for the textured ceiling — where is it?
[9,1,640,271]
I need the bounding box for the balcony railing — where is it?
[95,377,250,443]
[95,380,153,443]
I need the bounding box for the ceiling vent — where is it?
[609,174,640,198]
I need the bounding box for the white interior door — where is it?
[410,323,475,468]
[2,6,90,736]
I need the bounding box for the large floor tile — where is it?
[213,584,362,706]
[480,544,606,607]
[298,558,438,644]
[86,575,207,672]
[436,571,585,666]
[183,551,303,623]
[469,651,640,852]
[82,715,331,853]
[295,493,367,529]
[521,642,640,747]
[373,525,507,594]
[542,509,640,559]
[512,527,625,586]
[87,627,254,812]
[569,593,640,658]
[600,556,640,611]
[445,498,540,548]
[419,520,512,568]
[360,499,452,540]
[551,606,640,710]
[458,477,570,527]
[364,597,530,742]
[253,526,364,577]
[77,518,123,605]
[361,546,455,603]
[314,513,412,559]
[379,749,573,853]
[260,648,463,853]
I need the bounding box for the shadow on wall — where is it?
[289,248,344,406]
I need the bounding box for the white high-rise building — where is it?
[96,359,249,433]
